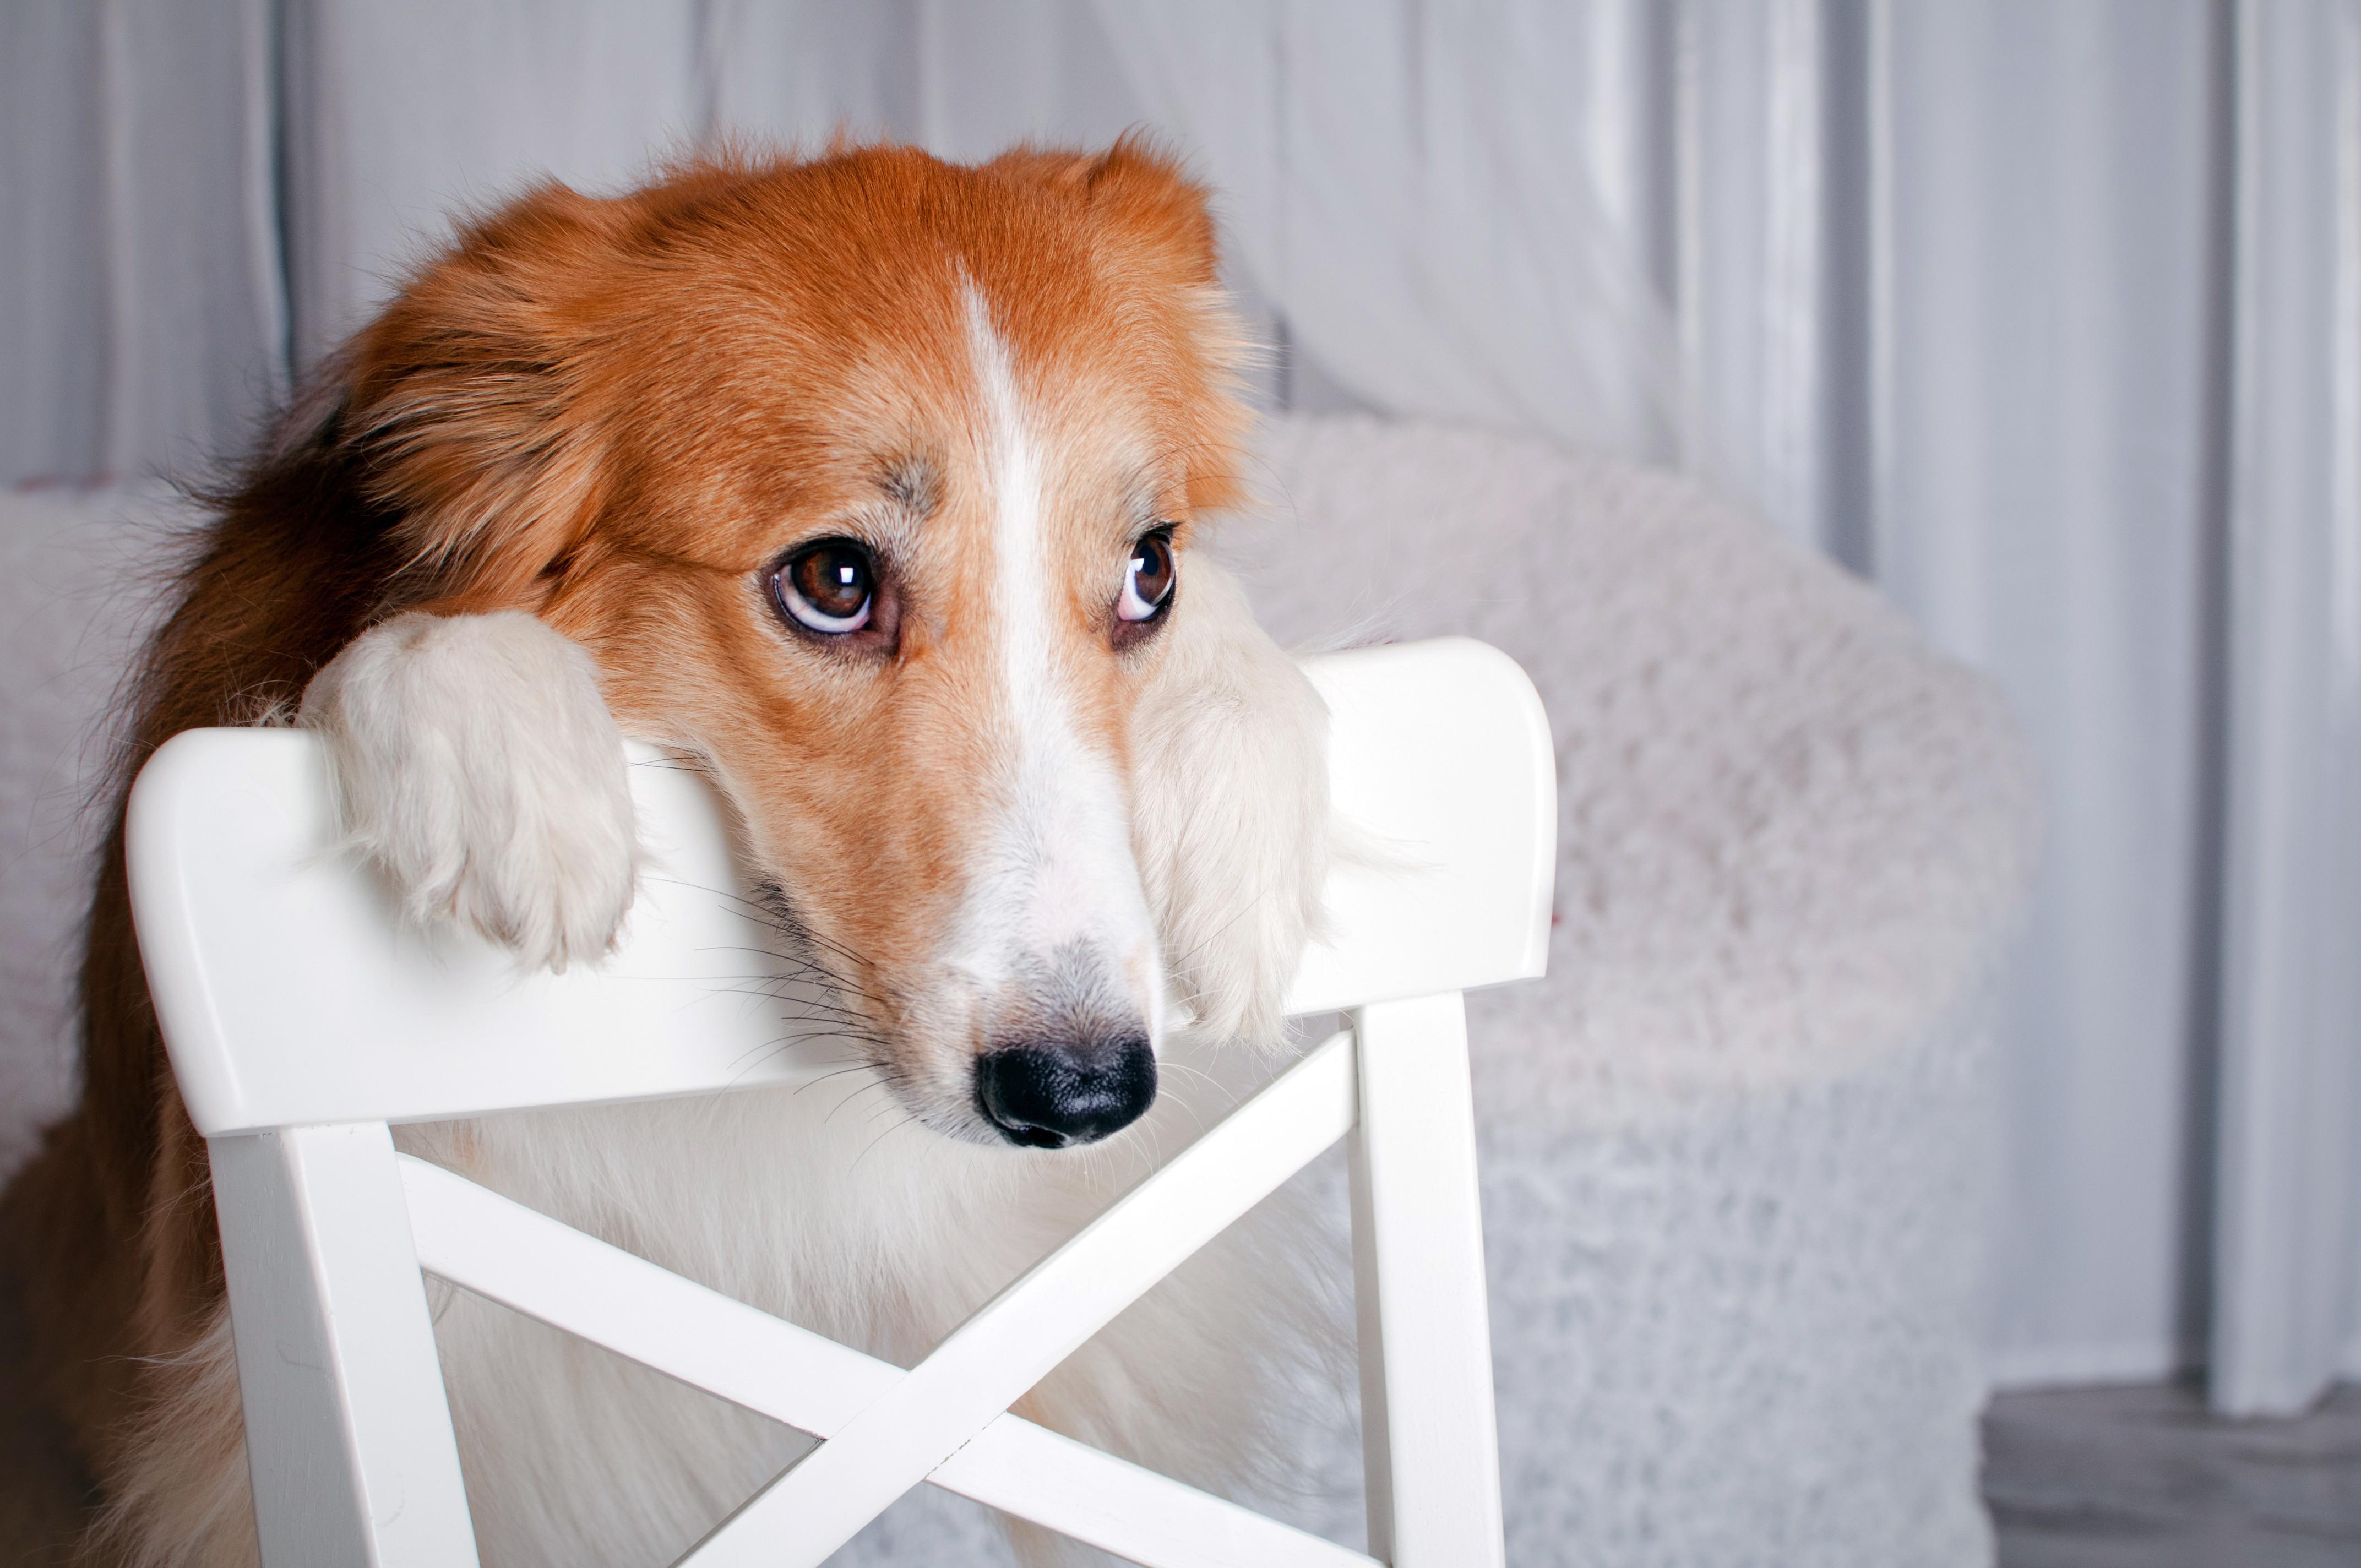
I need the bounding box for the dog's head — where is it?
[331,143,1325,1148]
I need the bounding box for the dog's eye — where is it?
[1118,530,1176,624]
[773,540,874,635]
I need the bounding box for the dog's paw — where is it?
[1133,560,1331,1048]
[299,609,638,971]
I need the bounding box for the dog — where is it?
[0,140,1340,1566]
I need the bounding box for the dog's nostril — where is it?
[975,1037,1157,1149]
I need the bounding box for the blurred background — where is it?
[3,3,2358,1565]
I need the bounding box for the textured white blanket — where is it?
[1240,415,2034,1110]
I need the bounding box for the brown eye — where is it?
[1118,529,1176,623]
[773,539,874,634]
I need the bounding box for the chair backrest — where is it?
[130,635,1554,1568]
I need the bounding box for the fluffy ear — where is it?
[1132,556,1330,1049]
[1081,135,1222,285]
[987,135,1221,285]
[339,182,625,605]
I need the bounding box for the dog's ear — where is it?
[1131,556,1329,1049]
[988,134,1223,283]
[1085,137,1222,286]
[339,182,625,606]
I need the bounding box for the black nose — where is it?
[976,1038,1157,1149]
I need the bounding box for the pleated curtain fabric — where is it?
[2207,0,2361,1416]
[0,0,286,487]
[1,0,2355,1413]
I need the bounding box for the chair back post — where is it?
[208,1123,480,1566]
[1348,992,1508,1567]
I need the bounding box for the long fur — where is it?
[1,143,1340,1567]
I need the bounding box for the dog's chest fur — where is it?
[390,1043,1325,1567]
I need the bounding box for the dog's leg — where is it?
[300,609,638,972]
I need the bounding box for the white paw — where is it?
[300,610,638,972]
[1133,560,1331,1048]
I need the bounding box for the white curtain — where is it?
[2207,0,2361,1416]
[0,0,284,486]
[4,0,2357,1415]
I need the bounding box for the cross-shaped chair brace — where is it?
[130,637,1555,1567]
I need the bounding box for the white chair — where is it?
[126,636,1556,1568]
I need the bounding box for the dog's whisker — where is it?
[790,1064,882,1098]
[823,1078,898,1128]
[846,1114,922,1173]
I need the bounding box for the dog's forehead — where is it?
[602,175,1222,569]
[781,309,1177,550]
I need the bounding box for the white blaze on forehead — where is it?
[966,291,1052,713]
[956,287,1164,1037]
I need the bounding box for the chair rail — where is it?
[134,638,1554,1137]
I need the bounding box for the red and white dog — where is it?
[1,141,1336,1566]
